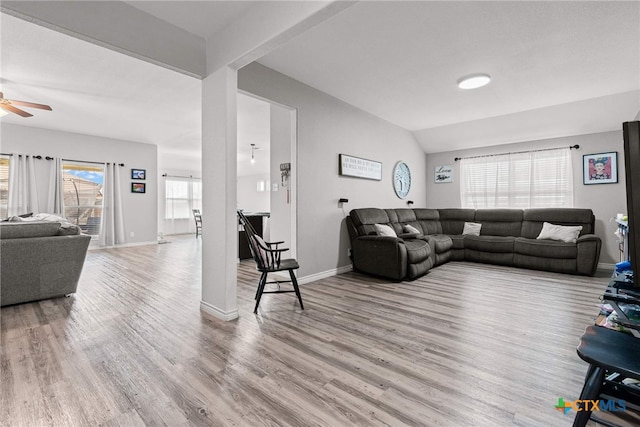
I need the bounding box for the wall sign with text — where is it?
[339,154,382,181]
[435,165,453,183]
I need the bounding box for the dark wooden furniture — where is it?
[238,214,264,260]
[193,209,202,238]
[573,279,640,426]
[237,210,303,313]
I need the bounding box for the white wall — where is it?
[635,110,640,121]
[269,104,293,250]
[424,130,627,265]
[1,123,157,245]
[237,173,270,213]
[239,62,427,277]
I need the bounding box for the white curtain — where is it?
[460,148,573,209]
[7,154,39,216]
[99,163,126,246]
[46,157,65,215]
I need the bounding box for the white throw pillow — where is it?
[403,224,421,234]
[536,222,583,243]
[374,223,397,237]
[462,222,482,236]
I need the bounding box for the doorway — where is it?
[237,92,297,258]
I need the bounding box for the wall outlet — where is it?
[130,231,135,237]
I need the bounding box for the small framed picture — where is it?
[131,183,146,193]
[435,165,453,183]
[131,169,146,180]
[583,152,618,185]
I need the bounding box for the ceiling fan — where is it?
[0,92,52,117]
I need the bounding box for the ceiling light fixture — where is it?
[250,144,256,164]
[457,73,491,90]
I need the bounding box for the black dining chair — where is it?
[237,210,304,313]
[193,209,202,238]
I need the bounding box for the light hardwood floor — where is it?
[1,237,611,426]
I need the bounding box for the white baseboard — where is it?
[89,240,158,250]
[597,262,615,272]
[297,264,353,285]
[200,300,239,321]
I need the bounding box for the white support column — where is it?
[200,66,239,321]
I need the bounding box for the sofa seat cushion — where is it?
[424,234,453,253]
[464,235,515,253]
[515,237,577,259]
[449,235,465,250]
[404,239,431,264]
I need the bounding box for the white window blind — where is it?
[459,148,573,209]
[165,178,201,220]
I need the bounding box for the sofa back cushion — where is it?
[474,209,523,237]
[349,208,391,236]
[521,208,594,238]
[438,209,476,235]
[0,221,62,239]
[412,208,442,235]
[384,209,407,235]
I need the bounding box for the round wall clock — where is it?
[393,161,411,199]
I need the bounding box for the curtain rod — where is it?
[62,158,124,166]
[162,173,201,179]
[0,153,50,160]
[0,153,123,166]
[454,144,580,161]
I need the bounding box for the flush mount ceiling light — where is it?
[457,73,491,89]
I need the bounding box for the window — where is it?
[459,148,573,209]
[165,178,202,219]
[63,162,104,236]
[0,156,8,218]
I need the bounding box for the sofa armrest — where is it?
[357,235,405,243]
[577,234,600,244]
[576,234,602,276]
[398,232,422,240]
[352,236,407,280]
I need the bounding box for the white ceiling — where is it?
[124,1,256,40]
[0,12,270,175]
[1,1,639,168]
[258,1,640,151]
[1,12,202,168]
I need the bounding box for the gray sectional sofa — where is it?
[1,221,91,306]
[346,208,601,280]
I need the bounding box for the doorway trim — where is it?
[238,90,298,259]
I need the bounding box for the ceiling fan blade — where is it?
[8,99,52,110]
[1,104,33,117]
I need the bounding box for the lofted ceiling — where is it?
[1,0,639,170]
[258,1,640,151]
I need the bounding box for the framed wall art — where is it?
[131,168,146,180]
[131,182,146,193]
[583,152,618,185]
[339,154,382,181]
[435,165,453,183]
